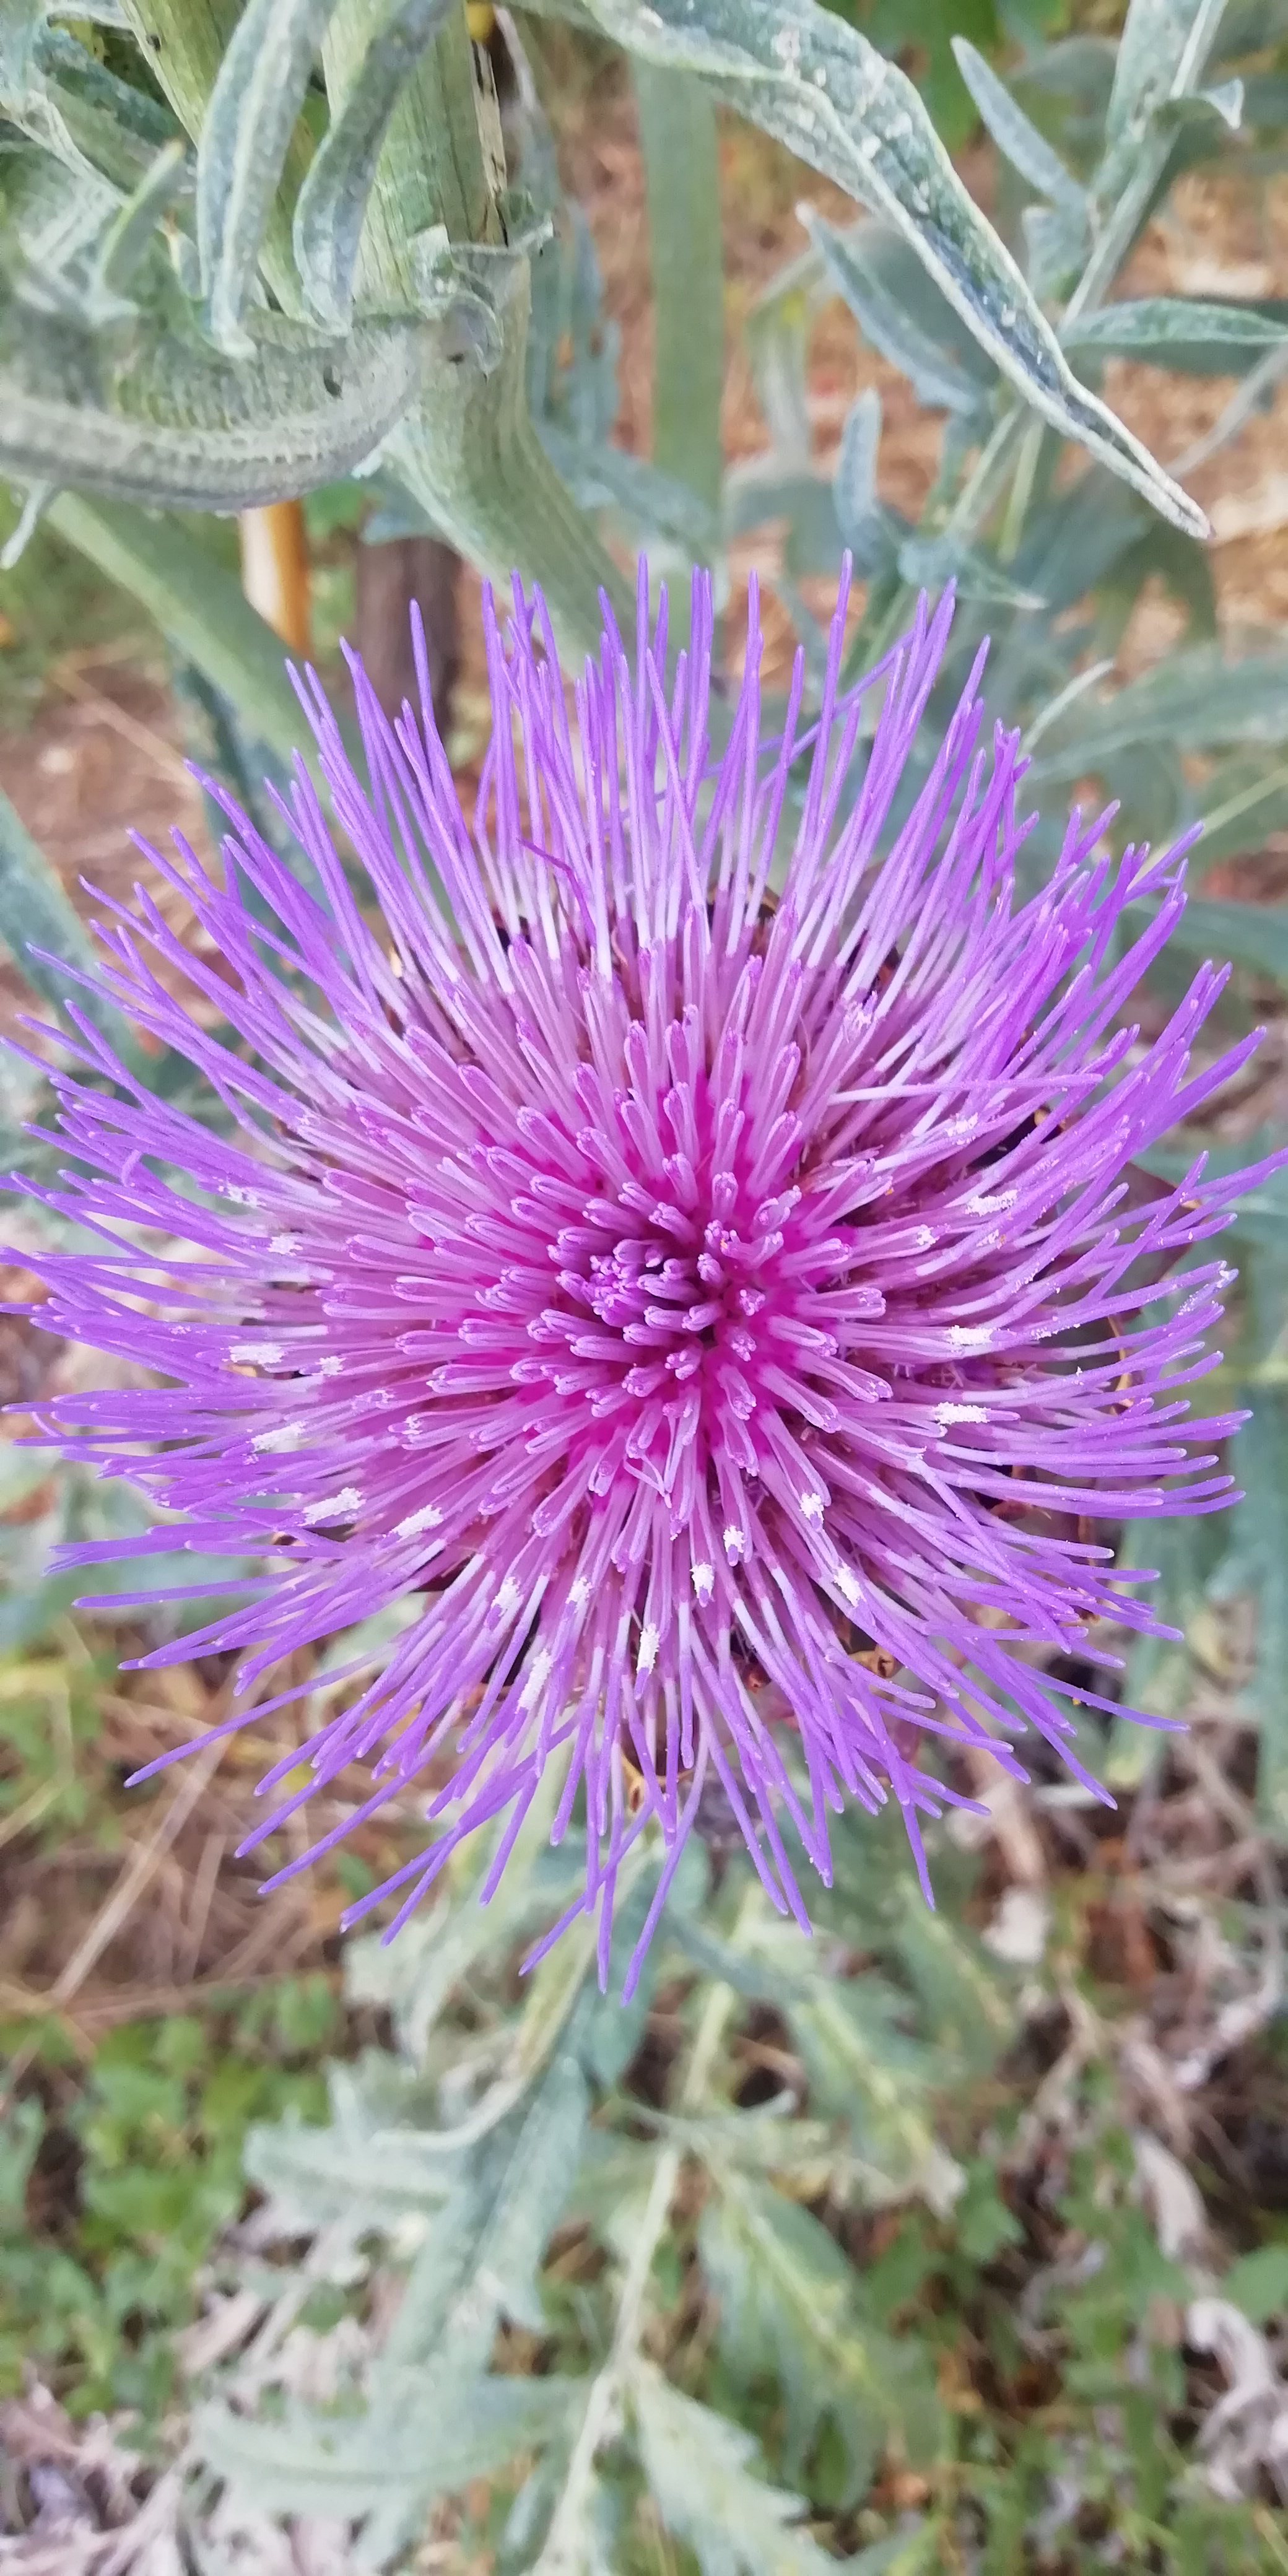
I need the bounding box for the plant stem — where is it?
[323,0,632,655]
[997,419,1043,567]
[534,1918,748,2571]
[120,0,312,313]
[634,64,724,521]
[123,0,628,660]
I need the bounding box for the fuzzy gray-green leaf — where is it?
[0,294,425,512]
[1146,892,1288,984]
[292,0,456,328]
[198,0,337,353]
[1212,1383,1288,1831]
[385,2051,588,2370]
[1028,644,1288,782]
[952,38,1086,209]
[0,785,116,1038]
[631,2364,838,2576]
[1103,0,1227,162]
[521,0,1208,536]
[199,2372,577,2538]
[804,209,990,417]
[1063,296,1288,373]
[94,133,190,300]
[242,2097,461,2230]
[699,2170,941,2505]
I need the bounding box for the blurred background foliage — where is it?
[6,0,1288,2567]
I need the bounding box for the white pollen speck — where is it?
[800,1490,825,1522]
[522,1647,554,1705]
[723,1524,745,1564]
[948,1325,996,1351]
[637,1622,660,1674]
[305,1486,361,1523]
[495,1575,522,1619]
[935,1403,988,1425]
[836,1565,861,1607]
[395,1502,443,1539]
[253,1422,303,1453]
[269,1234,302,1256]
[316,1355,344,1378]
[220,1183,259,1207]
[233,1342,282,1364]
[569,1575,591,1609]
[691,1561,715,1603]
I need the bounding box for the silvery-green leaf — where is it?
[500,2458,620,2576]
[242,2103,458,2231]
[951,38,1086,209]
[1,6,89,179]
[94,134,191,303]
[528,203,619,445]
[199,2372,576,2540]
[699,2172,941,2505]
[519,0,1208,536]
[1181,751,1288,872]
[346,1857,578,2065]
[726,1911,957,2203]
[1211,1379,1288,1832]
[47,493,306,767]
[1106,1504,1228,1787]
[198,0,339,355]
[386,2052,588,2370]
[1142,890,1288,984]
[832,387,902,575]
[1023,199,1089,300]
[743,244,817,468]
[722,459,824,543]
[2,16,174,188]
[1098,513,1218,650]
[1241,66,1288,128]
[541,425,718,554]
[897,532,1042,612]
[1102,0,1228,165]
[292,0,456,329]
[1028,643,1288,781]
[0,482,54,573]
[0,295,425,512]
[804,209,990,418]
[1191,74,1244,127]
[1064,295,1288,375]
[33,22,176,190]
[498,7,562,213]
[2,140,121,307]
[631,2364,838,2576]
[0,783,125,1044]
[1011,472,1147,620]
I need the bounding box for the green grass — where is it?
[1,1988,334,2422]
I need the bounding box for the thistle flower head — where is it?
[9,569,1276,1991]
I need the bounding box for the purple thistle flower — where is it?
[6,568,1280,1993]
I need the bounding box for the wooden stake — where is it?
[238,502,311,655]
